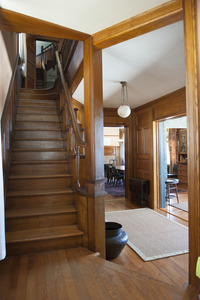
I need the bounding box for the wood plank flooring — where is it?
[0,191,196,299]
[0,247,197,299]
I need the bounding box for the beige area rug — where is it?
[170,202,188,212]
[105,208,188,261]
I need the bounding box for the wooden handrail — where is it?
[36,42,54,57]
[55,50,86,148]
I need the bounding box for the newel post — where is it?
[84,37,106,258]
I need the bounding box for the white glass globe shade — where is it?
[117,105,131,118]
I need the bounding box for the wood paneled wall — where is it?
[1,57,21,199]
[133,87,186,208]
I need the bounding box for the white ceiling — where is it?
[73,21,186,108]
[1,1,186,109]
[1,0,167,34]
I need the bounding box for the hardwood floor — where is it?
[0,247,197,299]
[0,193,196,299]
[105,195,189,289]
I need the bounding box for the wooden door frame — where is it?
[153,114,187,210]
[103,124,130,200]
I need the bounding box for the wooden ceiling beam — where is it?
[92,0,183,49]
[0,8,90,41]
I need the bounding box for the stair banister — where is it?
[55,51,86,148]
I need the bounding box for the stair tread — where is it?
[18,105,57,109]
[16,120,60,124]
[12,148,66,152]
[6,225,83,243]
[17,112,58,115]
[15,128,61,131]
[6,205,77,218]
[14,138,64,141]
[9,174,71,179]
[11,160,69,165]
[7,188,73,197]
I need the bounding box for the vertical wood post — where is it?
[84,37,105,257]
[183,0,200,288]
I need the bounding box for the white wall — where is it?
[104,127,120,146]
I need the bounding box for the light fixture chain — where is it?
[125,83,128,104]
[121,84,124,105]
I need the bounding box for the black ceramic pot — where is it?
[105,222,128,260]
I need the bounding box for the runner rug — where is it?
[105,208,188,261]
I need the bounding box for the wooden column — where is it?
[183,0,200,287]
[84,37,105,258]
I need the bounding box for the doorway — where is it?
[104,126,125,199]
[157,116,188,215]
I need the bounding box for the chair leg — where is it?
[175,184,179,203]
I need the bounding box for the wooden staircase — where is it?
[5,88,84,255]
[36,68,44,89]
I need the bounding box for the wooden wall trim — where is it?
[92,0,183,49]
[183,0,200,288]
[0,8,90,41]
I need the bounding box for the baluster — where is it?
[82,130,85,155]
[76,146,81,188]
[41,45,43,68]
[70,126,76,154]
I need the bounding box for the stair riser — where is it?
[15,121,61,129]
[16,114,59,122]
[6,193,74,209]
[13,140,64,149]
[8,177,71,191]
[14,130,62,138]
[6,213,77,231]
[6,235,83,256]
[17,107,58,115]
[12,151,67,161]
[18,101,58,108]
[10,163,70,175]
[20,89,55,95]
[20,93,58,100]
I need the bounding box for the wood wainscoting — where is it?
[133,87,186,209]
[1,55,21,199]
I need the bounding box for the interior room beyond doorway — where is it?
[104,127,125,199]
[158,116,188,218]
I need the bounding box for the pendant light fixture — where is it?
[117,81,131,118]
